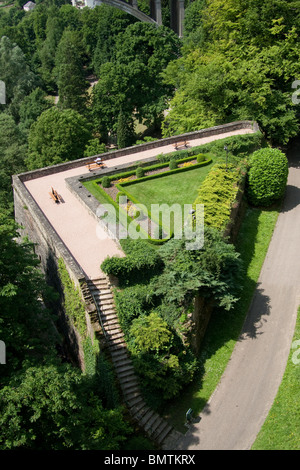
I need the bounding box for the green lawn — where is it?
[161,204,280,432]
[252,307,300,450]
[123,163,214,212]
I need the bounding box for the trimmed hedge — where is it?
[101,239,163,285]
[246,148,288,207]
[193,163,244,231]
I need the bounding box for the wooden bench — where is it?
[173,140,189,150]
[86,162,106,171]
[49,188,62,203]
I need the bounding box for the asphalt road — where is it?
[176,140,300,450]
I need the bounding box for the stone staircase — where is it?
[86,276,182,449]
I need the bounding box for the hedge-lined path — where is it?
[175,140,300,450]
[86,276,182,448]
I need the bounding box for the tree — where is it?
[0,114,27,211]
[162,0,300,144]
[130,312,172,353]
[117,108,135,149]
[18,87,51,135]
[0,364,131,450]
[26,107,92,169]
[92,22,180,140]
[0,213,58,379]
[54,29,88,114]
[0,35,39,122]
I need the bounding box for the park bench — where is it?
[173,140,189,150]
[49,188,62,203]
[86,161,106,171]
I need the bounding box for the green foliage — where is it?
[194,163,244,231]
[246,147,289,207]
[0,213,58,381]
[135,166,145,178]
[169,158,178,170]
[26,107,92,169]
[129,312,172,353]
[113,283,155,336]
[84,138,106,158]
[54,29,88,114]
[197,153,206,163]
[101,176,111,188]
[0,113,27,212]
[162,0,300,144]
[57,258,86,337]
[0,364,131,450]
[117,108,135,149]
[101,239,163,285]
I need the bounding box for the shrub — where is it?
[101,176,111,188]
[169,158,178,170]
[246,148,288,207]
[101,239,163,285]
[136,166,145,178]
[196,153,206,163]
[193,163,243,231]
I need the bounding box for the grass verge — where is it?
[162,203,280,432]
[251,307,300,450]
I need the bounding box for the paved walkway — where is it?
[176,140,300,450]
[24,129,253,279]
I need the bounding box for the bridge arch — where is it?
[71,0,185,37]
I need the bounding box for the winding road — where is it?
[176,139,300,450]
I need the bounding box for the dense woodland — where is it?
[0,0,299,449]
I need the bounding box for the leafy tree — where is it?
[54,29,88,114]
[91,4,136,75]
[0,35,39,122]
[18,87,51,135]
[130,312,172,353]
[26,107,92,169]
[117,108,135,149]
[0,114,27,211]
[37,12,64,92]
[0,213,58,380]
[163,0,300,144]
[246,147,289,207]
[92,22,180,140]
[0,364,131,450]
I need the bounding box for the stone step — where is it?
[139,409,156,427]
[131,404,152,421]
[106,332,125,342]
[144,414,164,434]
[117,367,135,379]
[120,380,140,393]
[153,422,173,445]
[125,394,145,409]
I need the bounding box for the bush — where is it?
[136,167,145,178]
[196,153,206,163]
[101,176,111,188]
[193,163,243,231]
[246,148,288,207]
[101,239,163,285]
[169,158,178,170]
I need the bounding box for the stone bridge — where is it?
[72,0,185,37]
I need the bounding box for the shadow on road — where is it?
[238,283,271,340]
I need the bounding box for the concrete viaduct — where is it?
[72,0,186,37]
